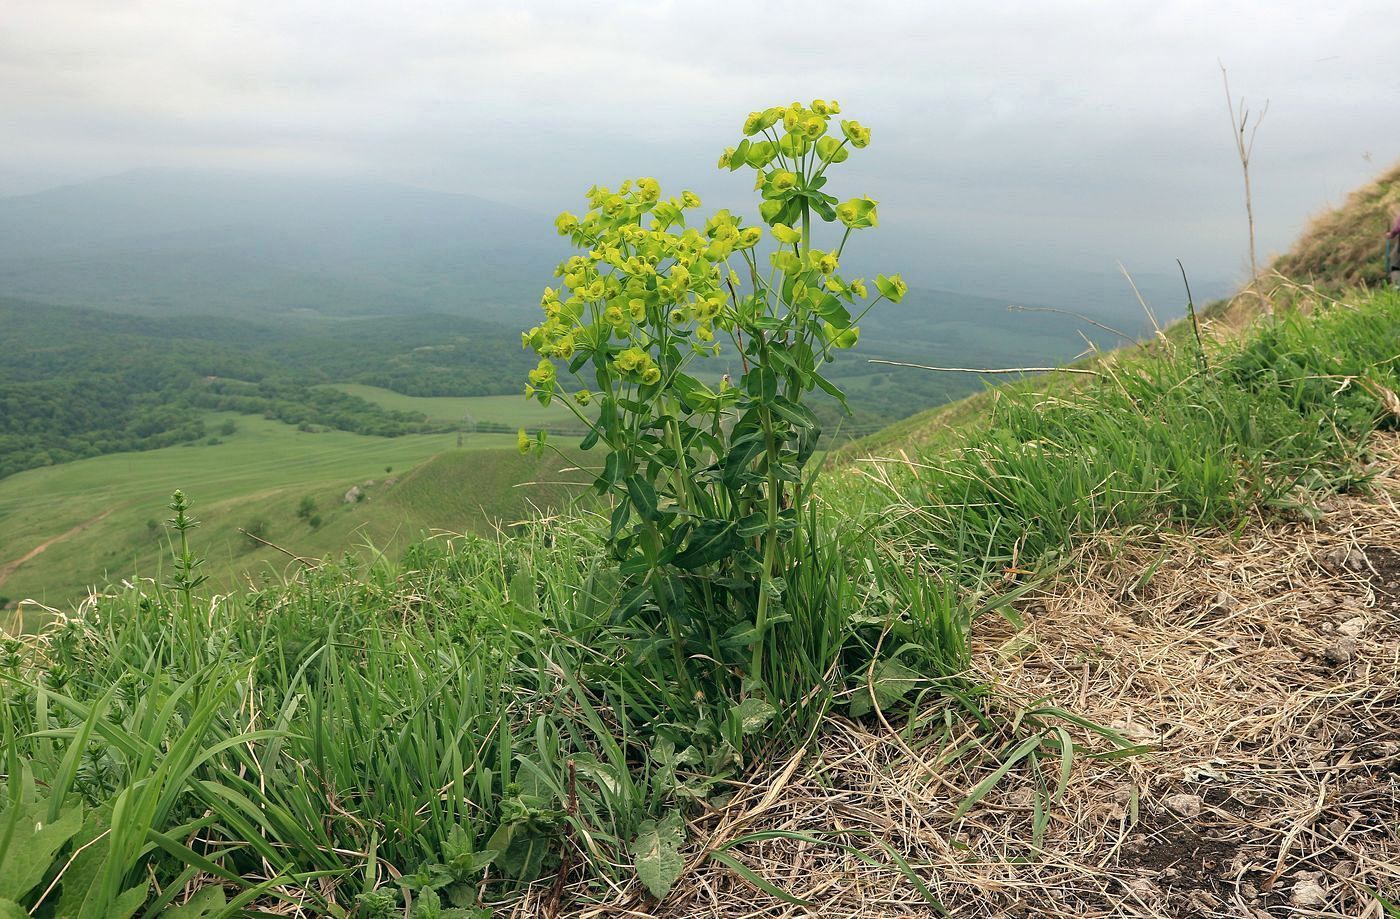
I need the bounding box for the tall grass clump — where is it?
[863,289,1400,587]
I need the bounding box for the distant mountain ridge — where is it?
[0,169,560,321]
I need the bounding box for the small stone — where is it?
[1124,834,1149,855]
[343,485,362,504]
[1337,617,1367,637]
[1125,877,1158,899]
[1290,875,1327,908]
[1240,881,1259,900]
[1324,638,1359,664]
[1164,793,1203,818]
[1334,859,1356,878]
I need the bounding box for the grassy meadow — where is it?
[0,412,584,615]
[4,280,1398,914]
[328,384,593,431]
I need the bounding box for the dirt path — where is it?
[0,508,115,589]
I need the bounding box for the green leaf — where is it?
[0,795,82,902]
[673,520,739,570]
[109,881,148,919]
[729,139,751,172]
[509,571,537,614]
[953,735,1044,821]
[704,850,809,905]
[163,886,227,918]
[730,697,776,735]
[848,657,922,718]
[632,812,685,900]
[625,475,659,521]
[0,900,26,919]
[608,497,630,541]
[769,397,818,431]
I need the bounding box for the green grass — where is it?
[0,413,581,612]
[4,289,1399,914]
[327,384,592,431]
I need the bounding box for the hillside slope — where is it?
[1273,158,1400,289]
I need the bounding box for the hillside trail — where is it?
[553,434,1400,918]
[0,508,115,589]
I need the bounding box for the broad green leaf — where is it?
[632,812,685,900]
[0,899,26,919]
[0,797,82,901]
[625,475,659,521]
[164,885,227,918]
[848,657,922,718]
[730,697,776,735]
[673,520,739,570]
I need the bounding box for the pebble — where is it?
[1290,874,1327,908]
[1337,617,1367,637]
[1163,793,1203,818]
[1324,637,1359,664]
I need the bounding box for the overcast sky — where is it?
[3,1,1399,294]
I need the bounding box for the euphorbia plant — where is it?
[521,99,905,688]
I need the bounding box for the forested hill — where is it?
[0,297,532,478]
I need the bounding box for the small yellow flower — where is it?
[574,390,592,406]
[517,428,530,454]
[810,99,830,116]
[743,111,764,135]
[681,190,702,208]
[836,196,878,229]
[772,170,797,193]
[840,120,871,148]
[636,177,661,203]
[771,223,801,245]
[718,146,735,169]
[615,347,647,371]
[738,226,763,248]
[876,273,908,302]
[641,365,662,385]
[696,323,714,342]
[527,357,556,386]
[802,116,826,140]
[604,305,626,327]
[554,212,578,235]
[816,135,848,164]
[817,253,839,274]
[850,279,868,298]
[628,298,647,321]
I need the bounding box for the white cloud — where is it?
[2,0,1399,286]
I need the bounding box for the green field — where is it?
[0,412,586,615]
[327,383,592,429]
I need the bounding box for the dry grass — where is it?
[1271,159,1400,291]
[530,435,1400,918]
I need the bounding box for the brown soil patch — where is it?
[0,508,115,589]
[538,436,1400,918]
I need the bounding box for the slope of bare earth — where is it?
[529,434,1400,918]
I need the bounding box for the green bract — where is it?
[521,99,901,690]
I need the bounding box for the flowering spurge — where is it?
[520,100,904,688]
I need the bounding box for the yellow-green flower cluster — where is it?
[724,100,856,191]
[522,176,765,402]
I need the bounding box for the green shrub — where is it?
[519,99,903,689]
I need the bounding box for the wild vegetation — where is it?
[3,108,1399,918]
